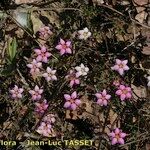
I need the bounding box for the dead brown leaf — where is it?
[146,144,150,150]
[142,44,150,55]
[31,12,43,34]
[132,84,147,99]
[120,0,130,5]
[15,0,39,4]
[40,11,60,28]
[92,0,104,5]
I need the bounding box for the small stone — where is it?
[134,0,148,6]
[135,11,148,23]
[136,7,146,13]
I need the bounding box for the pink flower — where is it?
[64,91,81,110]
[42,67,57,82]
[113,80,121,87]
[29,85,43,101]
[43,114,56,124]
[10,85,24,99]
[34,46,51,63]
[27,59,42,76]
[111,59,129,75]
[35,99,48,114]
[55,38,72,55]
[36,122,52,137]
[36,113,56,137]
[109,128,127,145]
[116,85,132,101]
[65,70,80,87]
[39,26,52,39]
[95,89,111,106]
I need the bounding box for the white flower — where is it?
[75,63,89,77]
[42,67,57,82]
[147,76,150,87]
[78,27,91,40]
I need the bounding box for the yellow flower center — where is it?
[115,134,120,140]
[69,99,74,103]
[122,89,128,94]
[83,32,88,37]
[62,44,67,49]
[119,63,124,68]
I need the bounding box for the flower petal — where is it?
[55,45,62,50]
[122,60,128,65]
[111,65,119,70]
[87,32,91,37]
[103,100,108,106]
[106,94,111,100]
[27,64,33,68]
[60,38,65,45]
[66,48,72,54]
[70,103,77,110]
[97,99,102,105]
[60,49,65,55]
[116,59,121,65]
[124,65,129,71]
[66,41,71,47]
[71,91,77,99]
[115,128,120,134]
[118,138,125,145]
[120,94,126,101]
[85,67,89,72]
[64,94,71,100]
[102,89,107,96]
[126,93,132,98]
[109,132,115,137]
[43,57,48,63]
[76,71,82,78]
[95,93,102,98]
[75,99,81,105]
[75,79,80,84]
[120,85,125,90]
[111,138,117,145]
[41,46,47,52]
[64,101,71,108]
[34,49,41,55]
[120,133,126,138]
[51,75,57,80]
[75,66,81,72]
[78,30,84,35]
[69,80,74,87]
[118,68,124,75]
[35,85,39,91]
[116,90,122,95]
[84,27,89,32]
[43,73,48,78]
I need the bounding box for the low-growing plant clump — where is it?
[0,0,149,150]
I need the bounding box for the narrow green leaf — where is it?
[11,37,17,60]
[8,37,17,61]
